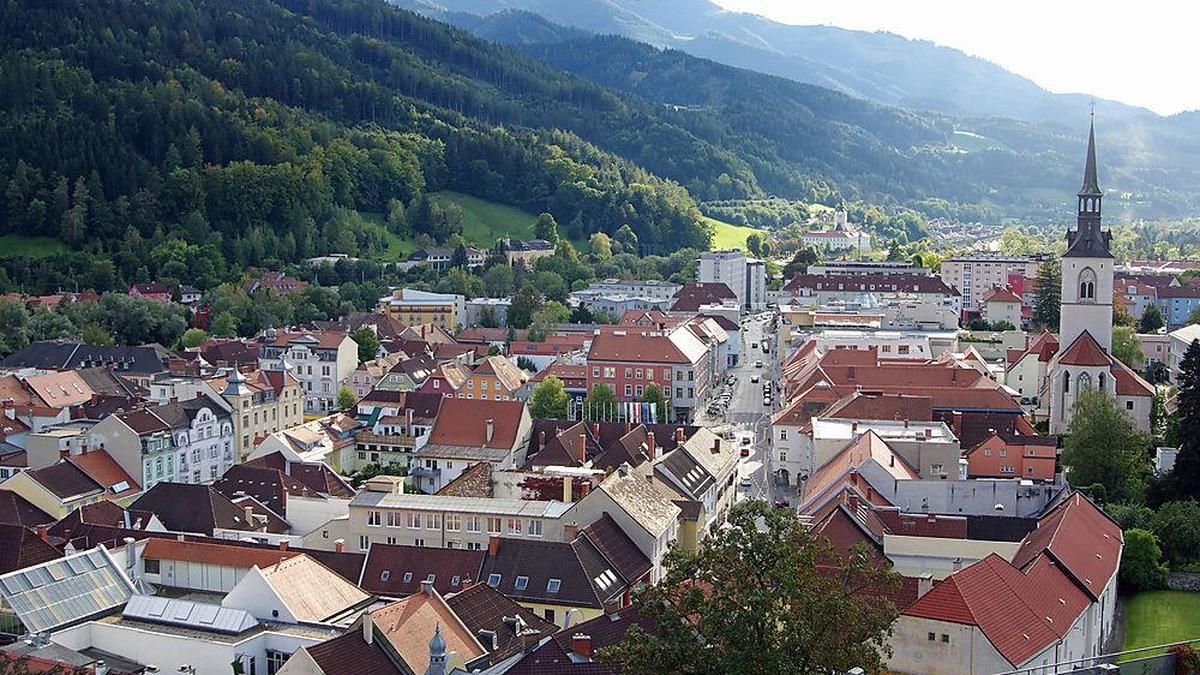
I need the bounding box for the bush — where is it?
[1120,529,1167,591]
[1151,500,1200,568]
[1105,502,1156,531]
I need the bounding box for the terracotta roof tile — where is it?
[304,629,400,675]
[64,450,140,498]
[427,398,526,450]
[359,544,484,597]
[141,538,300,569]
[446,583,558,663]
[1055,331,1111,367]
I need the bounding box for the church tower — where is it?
[1058,117,1114,354]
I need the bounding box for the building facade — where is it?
[257,330,358,415]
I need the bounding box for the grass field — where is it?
[704,216,767,251]
[0,235,67,259]
[427,190,538,244]
[1121,590,1200,656]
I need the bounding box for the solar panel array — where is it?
[123,595,259,635]
[0,548,134,634]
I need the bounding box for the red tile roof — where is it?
[427,398,526,449]
[669,282,736,312]
[141,538,301,569]
[1112,359,1155,397]
[821,391,934,422]
[587,330,691,364]
[0,489,54,527]
[65,450,140,498]
[304,629,400,675]
[359,544,485,597]
[1010,492,1122,600]
[1055,331,1111,367]
[982,286,1022,304]
[0,523,62,575]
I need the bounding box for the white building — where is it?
[940,255,1044,312]
[1167,324,1200,382]
[87,393,235,487]
[697,250,766,312]
[258,329,358,415]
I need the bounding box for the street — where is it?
[695,310,790,507]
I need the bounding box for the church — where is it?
[1045,120,1154,434]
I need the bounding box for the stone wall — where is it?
[1166,571,1200,592]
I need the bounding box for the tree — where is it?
[508,285,542,329]
[1032,259,1061,331]
[1120,529,1167,591]
[1150,500,1200,567]
[530,375,571,419]
[614,224,639,254]
[640,383,671,422]
[1111,325,1143,368]
[349,327,381,364]
[209,311,239,337]
[180,328,209,349]
[1173,339,1200,498]
[781,247,818,278]
[534,212,559,244]
[745,232,767,258]
[336,386,358,411]
[600,501,900,674]
[1138,304,1165,334]
[1060,389,1150,503]
[1112,293,1135,327]
[0,301,31,356]
[589,232,613,260]
[80,323,113,346]
[583,382,619,422]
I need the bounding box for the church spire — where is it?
[1079,113,1101,197]
[1064,113,1111,258]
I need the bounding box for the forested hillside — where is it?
[0,0,723,293]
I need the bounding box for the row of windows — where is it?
[358,535,484,551]
[366,511,543,536]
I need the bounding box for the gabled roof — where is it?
[369,588,487,672]
[359,543,484,597]
[472,355,529,391]
[582,514,652,584]
[1112,358,1155,397]
[0,547,134,634]
[23,462,102,501]
[64,450,140,499]
[479,537,623,609]
[213,463,323,517]
[130,482,260,535]
[903,553,1089,666]
[669,281,737,312]
[1010,492,1122,600]
[982,286,1022,304]
[435,461,493,498]
[821,390,934,423]
[1055,331,1112,367]
[426,398,526,450]
[596,465,681,538]
[141,538,301,569]
[0,523,62,575]
[0,489,54,527]
[253,554,371,623]
[446,583,558,663]
[303,627,399,675]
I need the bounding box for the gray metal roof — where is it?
[0,547,134,634]
[352,491,574,518]
[122,595,258,635]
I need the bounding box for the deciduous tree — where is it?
[1061,389,1150,503]
[600,502,900,674]
[530,375,570,419]
[1119,528,1167,590]
[583,382,618,422]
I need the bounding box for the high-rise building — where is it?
[697,250,766,312]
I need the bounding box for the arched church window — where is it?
[1079,267,1097,303]
[1063,371,1070,393]
[1078,372,1093,391]
[1099,372,1106,389]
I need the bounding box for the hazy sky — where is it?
[710,1,1196,115]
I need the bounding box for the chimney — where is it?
[851,422,858,434]
[675,427,684,442]
[647,431,657,458]
[177,533,186,542]
[485,419,494,444]
[577,433,587,463]
[488,535,500,557]
[406,407,414,434]
[363,612,374,645]
[592,422,600,437]
[36,524,48,542]
[334,539,345,553]
[563,521,579,542]
[278,540,289,552]
[917,573,934,598]
[572,634,593,660]
[421,578,435,597]
[624,421,631,434]
[563,475,573,503]
[538,430,545,451]
[244,505,255,525]
[712,437,720,453]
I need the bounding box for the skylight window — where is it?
[514,575,529,591]
[488,574,502,587]
[546,578,561,593]
[402,571,413,583]
[380,570,390,582]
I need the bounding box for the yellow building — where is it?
[216,368,305,460]
[376,289,465,330]
[461,355,529,401]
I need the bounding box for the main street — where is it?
[695,309,790,507]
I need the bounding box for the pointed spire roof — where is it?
[1079,116,1102,196]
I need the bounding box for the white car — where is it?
[755,360,763,368]
[739,477,753,488]
[750,375,760,383]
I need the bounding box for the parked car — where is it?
[750,375,760,383]
[739,477,753,488]
[741,436,752,445]
[755,360,763,368]
[740,447,750,457]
